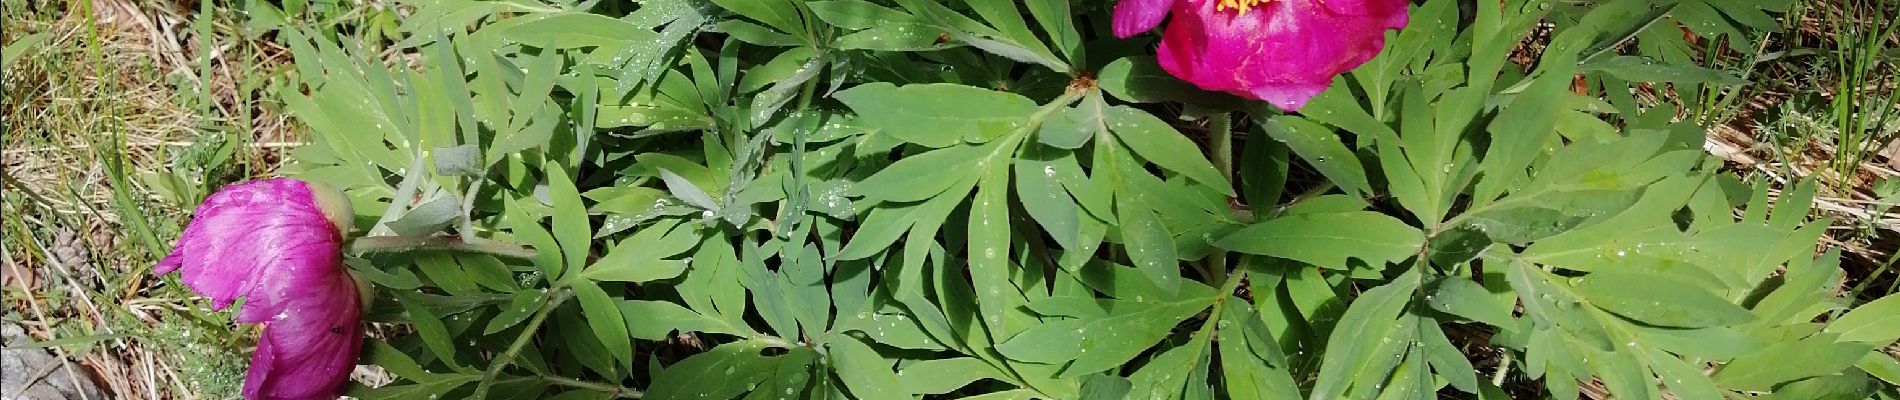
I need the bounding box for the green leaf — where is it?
[709,0,804,35]
[834,83,1037,148]
[1427,276,1514,328]
[594,101,714,131]
[362,340,435,382]
[748,51,827,122]
[835,308,945,351]
[809,0,917,29]
[1516,175,1705,273]
[1217,211,1424,269]
[508,50,561,134]
[1510,263,1615,351]
[353,257,423,288]
[1026,0,1081,54]
[547,165,590,279]
[646,341,779,399]
[1097,56,1239,108]
[1751,250,1843,327]
[584,257,688,283]
[1126,334,1210,400]
[1626,324,1760,360]
[2,32,50,68]
[954,33,1069,73]
[1036,105,1092,150]
[484,290,547,335]
[1644,347,1723,400]
[505,13,648,49]
[413,251,478,295]
[897,358,1006,394]
[850,144,986,203]
[835,22,948,51]
[1464,206,1585,244]
[1581,56,1748,85]
[967,161,1017,341]
[585,237,690,283]
[1574,270,1753,328]
[571,283,632,365]
[1062,297,1213,377]
[1310,277,1417,400]
[1856,352,1900,387]
[1106,106,1233,195]
[1016,146,1085,249]
[1420,321,1479,393]
[459,254,518,292]
[621,300,745,340]
[1238,129,1290,212]
[1260,116,1372,197]
[714,20,799,46]
[1296,82,1397,142]
[1118,191,1184,294]
[659,168,721,211]
[830,336,909,400]
[751,348,817,400]
[995,319,1084,363]
[349,374,478,400]
[737,48,814,93]
[395,293,459,365]
[957,390,1039,400]
[607,10,703,97]
[962,0,1049,62]
[1,333,126,351]
[835,203,922,260]
[501,197,558,278]
[432,145,482,177]
[490,103,561,159]
[1762,372,1881,400]
[1080,374,1133,399]
[1713,333,1873,391]
[1473,50,1576,203]
[1827,295,1900,345]
[1218,299,1302,399]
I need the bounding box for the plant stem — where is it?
[542,374,645,398]
[349,235,537,259]
[1210,113,1235,186]
[470,288,572,399]
[1492,351,1513,387]
[1205,112,1235,286]
[458,177,485,243]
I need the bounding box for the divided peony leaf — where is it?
[1217,211,1424,269]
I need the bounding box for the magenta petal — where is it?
[155,177,361,400]
[158,179,343,314]
[1112,0,1176,38]
[1314,0,1410,17]
[241,276,363,400]
[1153,0,1409,111]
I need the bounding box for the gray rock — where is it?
[2,323,107,400]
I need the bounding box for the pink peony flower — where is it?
[1113,0,1410,111]
[156,178,363,400]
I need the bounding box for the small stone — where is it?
[1,323,107,400]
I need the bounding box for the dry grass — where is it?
[1691,0,1900,300]
[3,0,304,398]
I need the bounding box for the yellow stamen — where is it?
[1215,0,1272,15]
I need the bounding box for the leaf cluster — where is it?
[261,0,1898,399]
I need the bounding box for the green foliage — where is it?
[258,0,1897,399]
